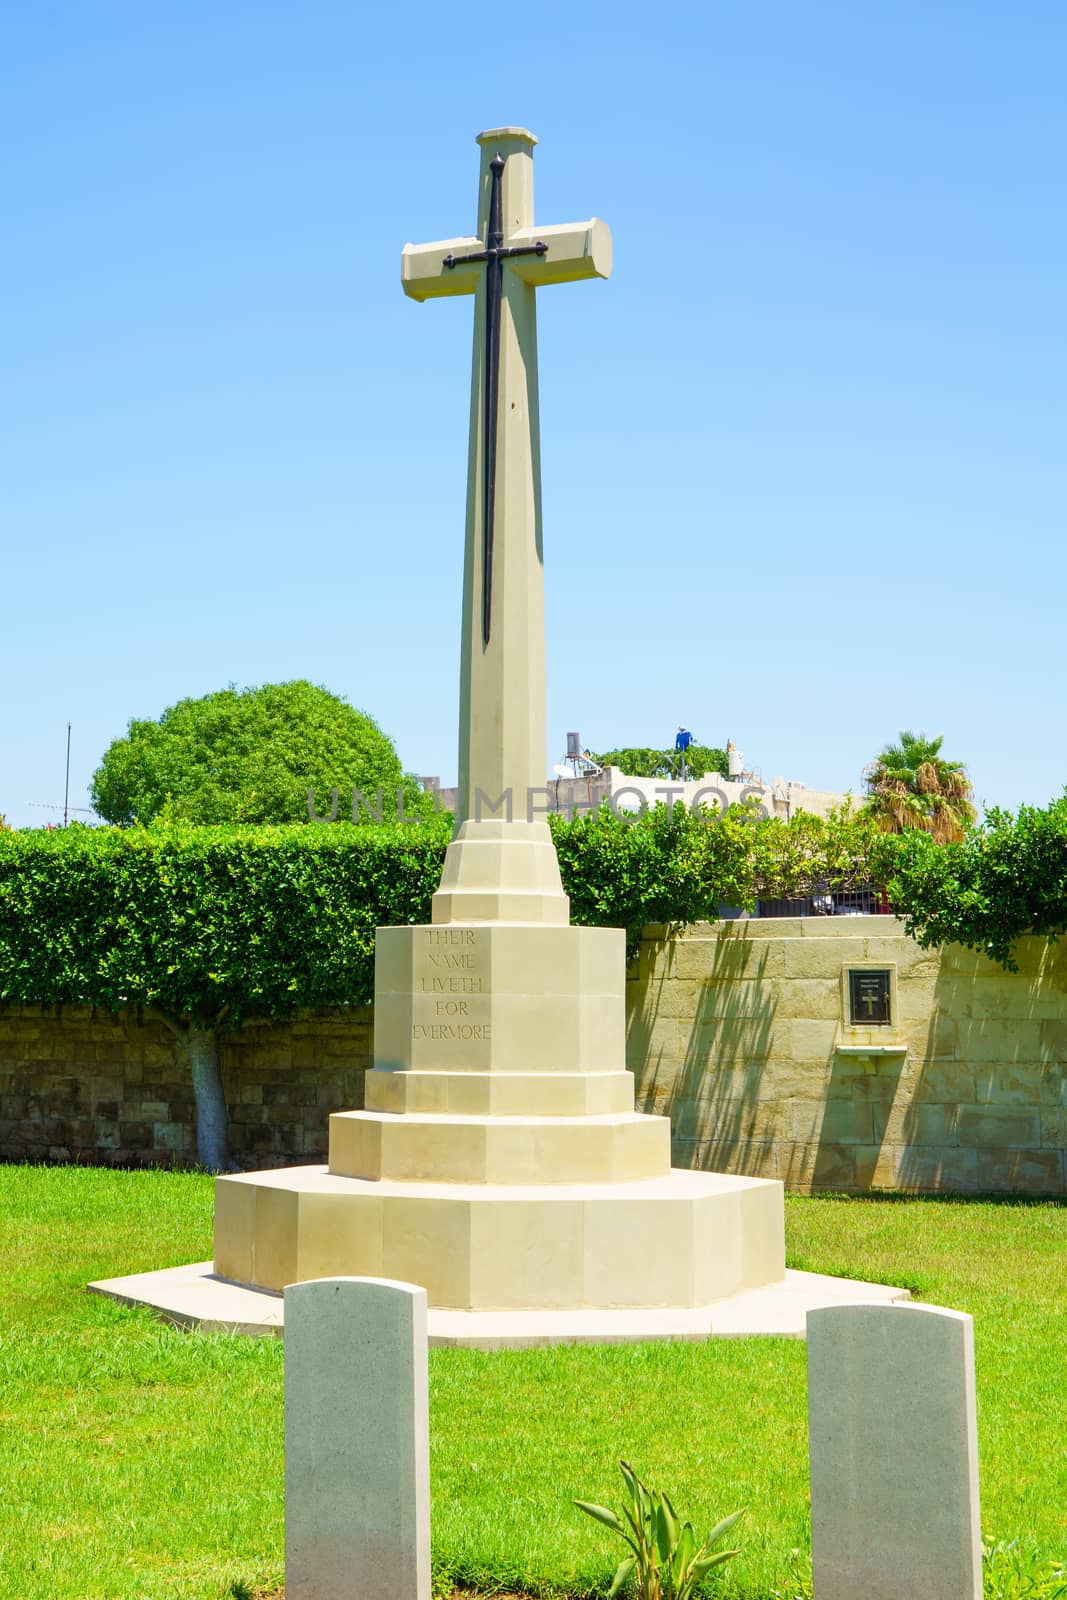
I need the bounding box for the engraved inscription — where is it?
[416,928,487,995]
[418,975,485,993]
[411,928,491,1045]
[411,1023,492,1041]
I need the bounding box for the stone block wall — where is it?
[626,917,1066,1195]
[0,1006,372,1169]
[1,916,1064,1193]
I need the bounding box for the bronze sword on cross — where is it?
[401,129,611,823]
[442,153,549,644]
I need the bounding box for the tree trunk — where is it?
[185,1027,235,1172]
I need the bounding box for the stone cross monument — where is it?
[402,127,611,922]
[212,131,786,1333]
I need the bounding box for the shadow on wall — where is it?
[894,940,1067,1195]
[627,924,778,1178]
[626,922,1065,1197]
[791,1044,908,1194]
[783,936,1065,1195]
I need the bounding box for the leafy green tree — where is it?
[884,792,1067,970]
[91,680,419,826]
[551,801,760,955]
[592,746,729,781]
[863,730,976,843]
[750,802,895,901]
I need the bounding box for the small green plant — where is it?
[574,1458,745,1600]
[983,1536,1067,1598]
[768,1548,813,1598]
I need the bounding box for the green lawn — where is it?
[0,1165,1064,1599]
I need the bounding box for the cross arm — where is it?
[401,236,483,301]
[401,217,612,301]
[506,218,612,287]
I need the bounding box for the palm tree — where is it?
[864,730,976,843]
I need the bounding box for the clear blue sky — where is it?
[3,1,1064,827]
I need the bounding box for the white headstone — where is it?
[284,1277,430,1600]
[807,1302,982,1600]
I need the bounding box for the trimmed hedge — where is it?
[883,791,1067,970]
[0,817,452,1026]
[552,801,765,945]
[0,805,895,1030]
[2,797,1061,1158]
[11,796,1062,1029]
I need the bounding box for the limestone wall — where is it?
[1,916,1063,1192]
[0,1006,371,1169]
[627,917,1066,1195]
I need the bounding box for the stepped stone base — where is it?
[373,919,626,1076]
[430,819,571,926]
[364,1068,636,1116]
[210,911,789,1323]
[329,1110,672,1184]
[213,1166,785,1310]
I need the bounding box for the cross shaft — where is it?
[444,154,549,644]
[401,129,611,827]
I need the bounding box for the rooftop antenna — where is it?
[63,722,71,828]
[553,731,602,781]
[28,802,98,820]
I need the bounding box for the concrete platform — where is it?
[88,1261,910,1348]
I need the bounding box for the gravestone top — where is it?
[284,1276,430,1600]
[807,1300,982,1600]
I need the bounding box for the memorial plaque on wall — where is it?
[848,969,892,1025]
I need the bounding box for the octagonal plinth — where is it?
[431,820,571,926]
[214,1167,785,1310]
[364,1068,635,1117]
[211,909,788,1322]
[374,922,625,1076]
[328,1109,671,1184]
